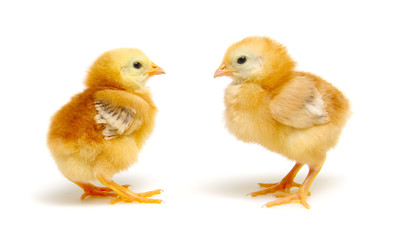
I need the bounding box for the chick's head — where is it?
[214,36,295,88]
[85,48,165,90]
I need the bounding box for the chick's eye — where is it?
[133,62,142,69]
[237,56,247,64]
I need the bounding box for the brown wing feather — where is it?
[270,75,329,129]
[94,100,136,140]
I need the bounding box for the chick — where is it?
[214,36,350,208]
[48,48,165,204]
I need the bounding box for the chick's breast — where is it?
[223,83,284,152]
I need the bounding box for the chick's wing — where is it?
[269,75,329,129]
[94,100,136,140]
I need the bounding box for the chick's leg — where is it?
[266,166,321,209]
[96,174,162,204]
[249,163,304,197]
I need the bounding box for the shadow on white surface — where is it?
[193,172,347,200]
[34,170,346,208]
[36,183,112,206]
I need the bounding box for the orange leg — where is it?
[249,163,304,197]
[265,166,321,209]
[96,174,163,204]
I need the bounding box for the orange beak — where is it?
[214,64,234,78]
[147,62,165,76]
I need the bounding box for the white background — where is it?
[1,0,395,239]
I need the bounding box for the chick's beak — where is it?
[214,64,234,78]
[147,62,165,76]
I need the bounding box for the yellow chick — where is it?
[214,36,350,208]
[48,48,165,204]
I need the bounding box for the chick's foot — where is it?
[96,174,162,204]
[74,182,130,200]
[249,163,305,197]
[110,189,163,204]
[249,181,302,197]
[265,189,311,209]
[264,166,321,209]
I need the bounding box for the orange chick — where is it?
[48,48,165,204]
[214,36,350,208]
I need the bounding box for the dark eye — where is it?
[133,62,142,69]
[237,56,247,64]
